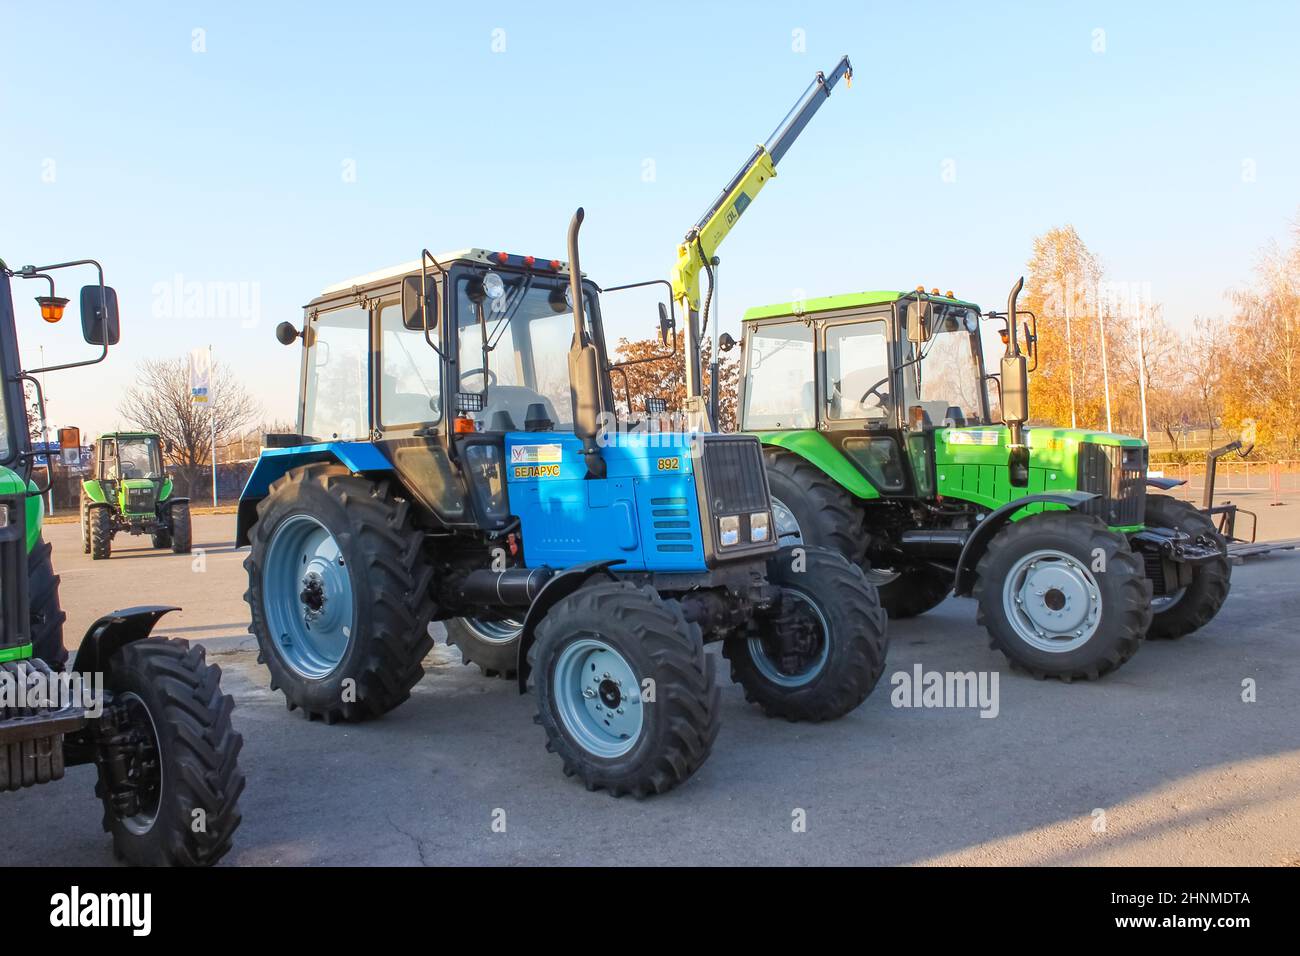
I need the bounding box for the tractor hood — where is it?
[935,424,1148,521]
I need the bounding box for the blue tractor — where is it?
[238,210,888,796]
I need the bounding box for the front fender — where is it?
[81,479,108,504]
[70,606,178,675]
[514,561,622,692]
[952,491,1099,596]
[235,442,394,547]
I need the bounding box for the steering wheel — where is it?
[119,460,138,478]
[857,376,891,413]
[460,367,497,387]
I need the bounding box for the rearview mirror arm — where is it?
[418,249,447,360]
[18,258,110,374]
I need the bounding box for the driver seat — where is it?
[481,386,559,433]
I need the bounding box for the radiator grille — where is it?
[699,435,769,516]
[125,485,158,515]
[1077,442,1146,526]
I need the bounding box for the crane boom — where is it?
[670,55,853,316]
[668,56,852,431]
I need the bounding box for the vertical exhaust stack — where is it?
[1000,276,1030,485]
[565,208,607,479]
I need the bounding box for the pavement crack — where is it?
[385,812,433,867]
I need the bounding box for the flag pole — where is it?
[209,344,217,508]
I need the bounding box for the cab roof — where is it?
[742,289,981,321]
[318,248,572,296]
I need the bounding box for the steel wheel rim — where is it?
[116,691,163,836]
[748,590,831,688]
[263,514,355,680]
[1002,548,1102,653]
[552,638,644,758]
[461,616,524,645]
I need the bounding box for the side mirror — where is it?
[80,284,120,346]
[402,275,438,331]
[906,300,931,344]
[276,321,300,346]
[718,332,736,352]
[657,302,674,347]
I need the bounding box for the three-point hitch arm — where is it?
[669,55,853,429]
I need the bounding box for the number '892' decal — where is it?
[657,457,680,471]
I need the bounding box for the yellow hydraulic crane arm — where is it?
[669,55,853,316]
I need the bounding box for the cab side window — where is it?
[824,319,890,421]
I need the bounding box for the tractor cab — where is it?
[739,289,994,500]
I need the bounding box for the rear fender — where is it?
[70,606,178,675]
[235,442,394,547]
[952,491,1099,596]
[515,561,622,692]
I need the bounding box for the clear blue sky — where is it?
[3,0,1297,438]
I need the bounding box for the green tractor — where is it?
[80,431,191,559]
[1,255,243,864]
[733,279,1230,681]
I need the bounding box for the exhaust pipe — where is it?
[565,208,607,479]
[1000,276,1030,485]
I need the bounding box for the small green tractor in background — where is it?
[733,279,1231,681]
[1,255,242,864]
[80,430,191,559]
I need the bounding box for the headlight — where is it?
[719,515,740,547]
[482,272,505,300]
[0,503,9,529]
[563,283,575,310]
[750,511,770,542]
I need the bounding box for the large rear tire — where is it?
[723,545,888,721]
[89,505,113,560]
[27,536,67,670]
[1143,495,1231,640]
[974,511,1151,681]
[170,502,192,555]
[529,581,720,797]
[244,463,435,723]
[96,638,244,866]
[445,616,521,679]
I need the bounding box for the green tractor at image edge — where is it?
[1,256,242,864]
[732,279,1235,682]
[80,431,191,559]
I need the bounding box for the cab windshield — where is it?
[903,305,986,426]
[117,438,162,479]
[455,272,595,431]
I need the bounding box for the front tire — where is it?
[445,616,521,678]
[1143,495,1231,640]
[974,512,1151,681]
[96,638,244,866]
[244,463,435,722]
[28,536,67,670]
[89,505,113,560]
[724,545,888,721]
[529,581,720,797]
